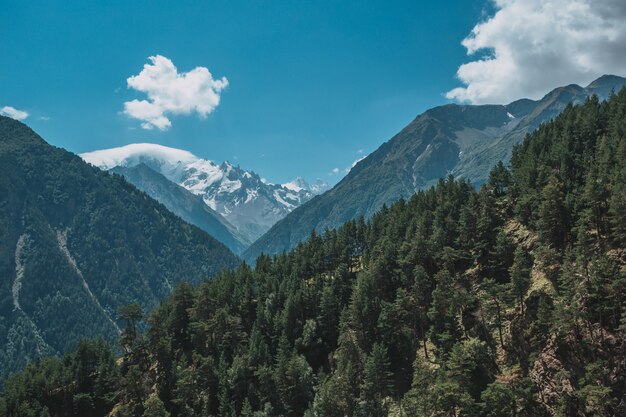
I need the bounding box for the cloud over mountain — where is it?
[123,55,228,130]
[447,0,626,104]
[0,106,29,120]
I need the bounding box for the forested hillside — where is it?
[2,91,625,416]
[110,164,250,255]
[0,117,239,385]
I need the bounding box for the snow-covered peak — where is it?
[282,177,310,193]
[181,158,227,195]
[310,179,330,195]
[81,143,201,183]
[80,143,323,242]
[282,177,329,195]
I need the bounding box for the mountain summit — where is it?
[282,177,330,195]
[244,75,626,261]
[81,144,323,243]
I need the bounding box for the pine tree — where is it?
[142,394,170,417]
[169,282,194,357]
[480,382,516,417]
[481,278,508,349]
[488,161,512,197]
[607,139,626,246]
[358,343,393,417]
[117,303,144,354]
[509,247,532,316]
[537,176,567,248]
[428,269,463,352]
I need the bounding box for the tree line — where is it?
[2,91,626,416]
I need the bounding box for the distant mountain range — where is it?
[1,74,624,390]
[283,176,331,195]
[243,75,626,262]
[81,144,329,244]
[0,117,239,384]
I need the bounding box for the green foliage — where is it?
[2,91,626,416]
[0,116,239,385]
[358,343,392,417]
[488,161,513,197]
[0,339,119,417]
[143,394,170,417]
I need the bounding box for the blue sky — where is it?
[2,0,624,185]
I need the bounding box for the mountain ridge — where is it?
[109,163,250,254]
[0,116,239,384]
[244,75,626,262]
[81,144,326,243]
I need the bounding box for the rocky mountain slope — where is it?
[110,164,250,255]
[244,75,626,262]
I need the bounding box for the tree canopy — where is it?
[2,91,626,416]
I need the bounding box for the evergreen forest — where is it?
[1,91,625,416]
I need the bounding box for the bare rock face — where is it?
[530,329,625,416]
[530,335,577,414]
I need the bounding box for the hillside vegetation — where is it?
[2,91,625,416]
[0,117,239,385]
[110,164,250,255]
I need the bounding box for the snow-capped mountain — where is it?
[81,143,322,242]
[282,177,330,195]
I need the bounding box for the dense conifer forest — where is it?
[0,116,239,384]
[1,91,625,416]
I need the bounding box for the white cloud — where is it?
[124,55,228,130]
[446,0,626,104]
[1,106,29,120]
[80,143,198,170]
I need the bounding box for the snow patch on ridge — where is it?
[219,179,242,193]
[245,188,259,203]
[273,190,296,209]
